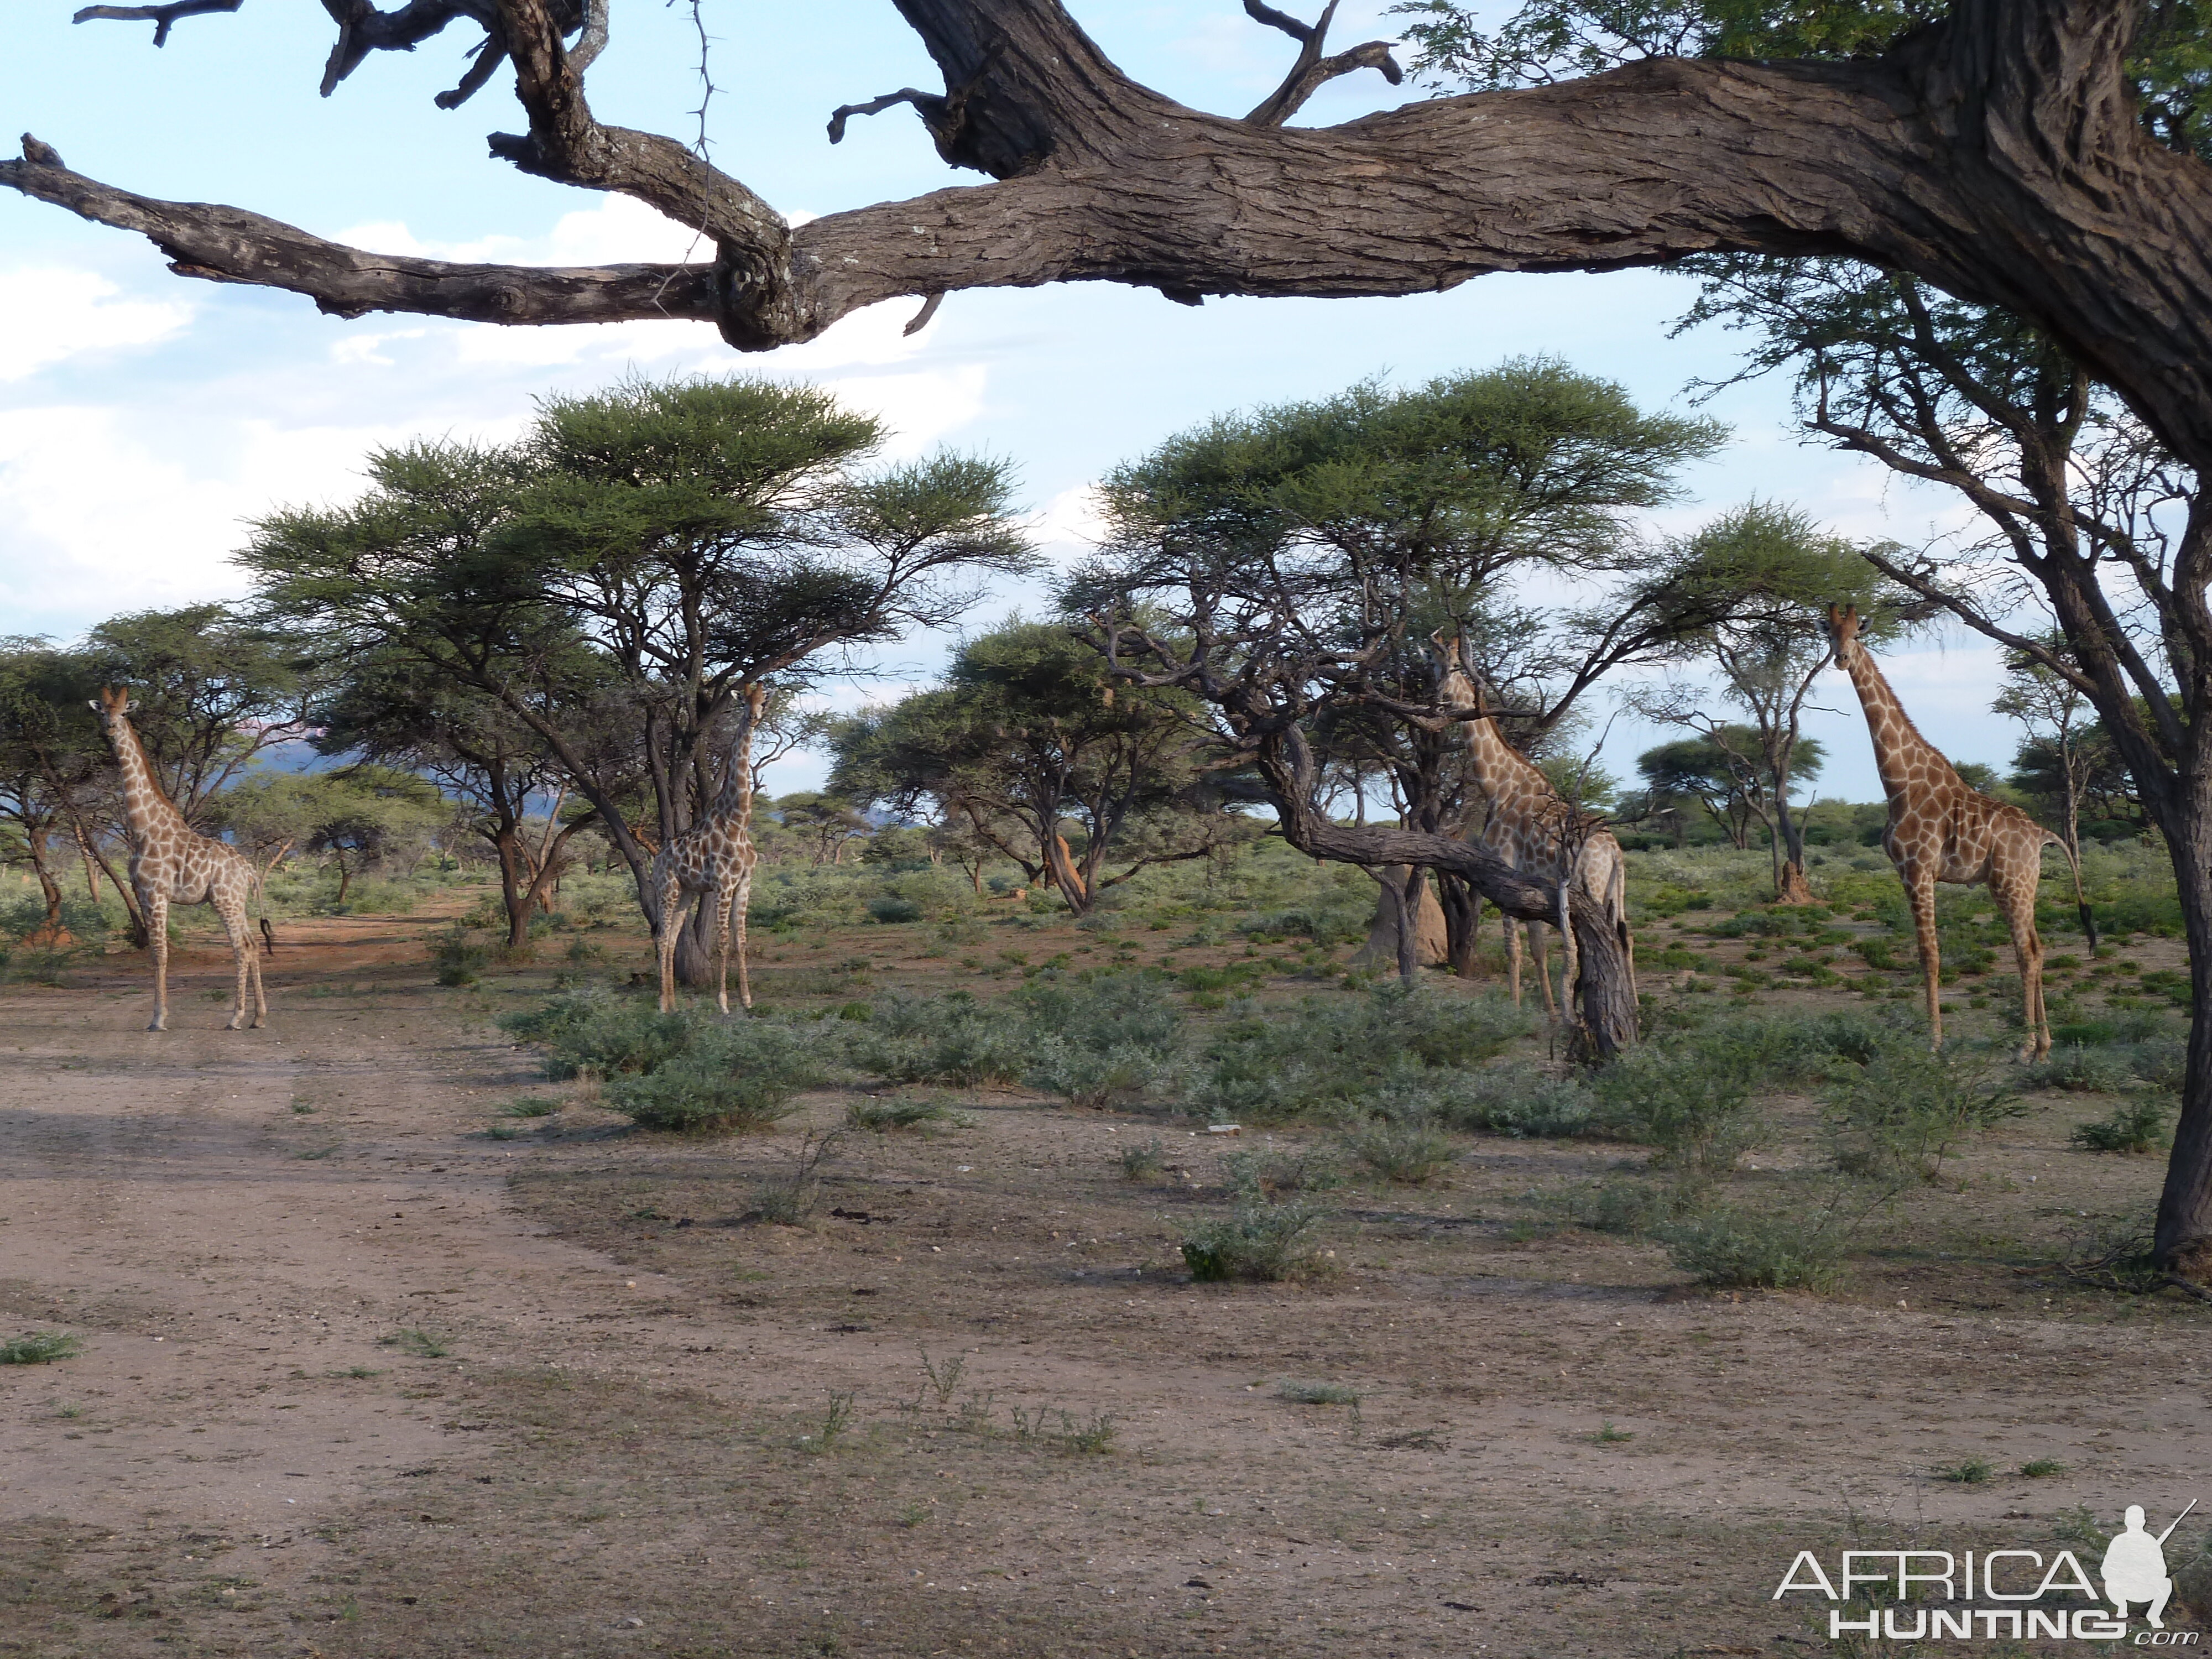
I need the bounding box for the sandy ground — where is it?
[3,916,2209,1658]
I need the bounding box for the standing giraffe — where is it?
[1825,605,2096,1057]
[1433,634,1634,1020]
[89,687,267,1032]
[654,684,767,1015]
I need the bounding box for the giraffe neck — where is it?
[1462,714,1554,811]
[706,691,763,828]
[108,713,191,847]
[1839,644,1961,802]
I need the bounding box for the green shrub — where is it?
[847,1094,960,1132]
[848,990,1038,1086]
[2069,1096,2171,1155]
[0,1331,82,1364]
[1181,1200,1326,1282]
[2023,1043,2136,1093]
[867,896,925,925]
[604,1020,826,1133]
[1190,985,1530,1124]
[1222,1145,1343,1199]
[499,988,695,1079]
[427,923,491,986]
[1824,1042,2022,1183]
[1342,1119,1457,1185]
[1659,1208,1845,1291]
[1594,1032,1767,1183]
[1029,1041,1170,1109]
[1551,1177,1689,1236]
[1421,1065,1597,1138]
[1118,1135,1168,1181]
[1019,972,1183,1106]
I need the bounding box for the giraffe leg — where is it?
[733,864,755,1011]
[713,880,734,1016]
[1999,862,2048,1061]
[215,897,251,1031]
[1907,873,1943,1050]
[656,874,685,1015]
[1531,924,1558,1020]
[1505,912,1524,1008]
[145,891,170,1032]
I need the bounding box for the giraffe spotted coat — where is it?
[91,686,267,1032]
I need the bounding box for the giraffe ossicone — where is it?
[90,686,268,1032]
[1824,604,2097,1060]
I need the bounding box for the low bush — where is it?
[1594,1031,1767,1183]
[499,988,695,1079]
[867,896,925,925]
[1190,985,1530,1124]
[1824,1042,2022,1184]
[604,1019,827,1133]
[1342,1119,1458,1185]
[1181,1200,1327,1282]
[1421,1065,1597,1139]
[2023,1043,2137,1093]
[1221,1145,1343,1199]
[847,1094,961,1132]
[1118,1135,1168,1181]
[848,990,1037,1086]
[1029,1041,1171,1109]
[0,1331,82,1364]
[2069,1095,2172,1155]
[1658,1207,1846,1291]
[426,923,491,986]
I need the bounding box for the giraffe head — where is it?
[1428,629,1489,718]
[1824,604,1866,671]
[88,685,134,736]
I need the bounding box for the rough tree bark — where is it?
[7,3,2207,476]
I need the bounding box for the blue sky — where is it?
[2,1,2020,802]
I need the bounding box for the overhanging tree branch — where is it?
[17,2,2212,476]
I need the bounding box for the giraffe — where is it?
[1433,634,1634,1020]
[654,684,768,1016]
[1825,605,2097,1058]
[88,687,267,1032]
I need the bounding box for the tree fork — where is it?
[1253,725,1637,1056]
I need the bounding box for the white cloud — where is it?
[0,268,191,382]
[1031,481,1110,563]
[0,405,416,630]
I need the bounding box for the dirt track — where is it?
[4,926,2209,1657]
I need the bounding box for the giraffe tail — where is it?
[2052,833,2098,954]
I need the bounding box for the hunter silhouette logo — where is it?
[1772,1500,2201,1642]
[2105,1501,2195,1631]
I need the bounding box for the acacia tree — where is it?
[1992,641,2104,858]
[831,619,1244,913]
[314,650,601,946]
[1087,362,1724,972]
[1633,502,1904,900]
[246,378,1031,981]
[15,1,2212,1252]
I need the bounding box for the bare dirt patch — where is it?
[2,911,2207,1657]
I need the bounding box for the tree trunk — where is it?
[1353,867,1448,976]
[1437,871,1481,977]
[494,823,532,949]
[23,829,67,943]
[1044,830,1091,915]
[1256,727,1636,1056]
[1772,773,1814,903]
[675,891,716,986]
[334,859,353,907]
[2156,785,2212,1279]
